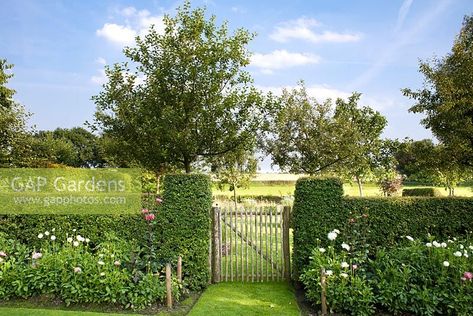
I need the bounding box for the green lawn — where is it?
[0,308,130,316]
[214,182,473,198]
[188,282,300,316]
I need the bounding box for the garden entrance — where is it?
[210,205,291,283]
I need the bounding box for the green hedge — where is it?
[402,188,441,197]
[292,178,344,279]
[156,174,212,290]
[292,177,473,279]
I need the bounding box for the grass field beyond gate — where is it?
[188,282,300,316]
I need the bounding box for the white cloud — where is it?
[270,17,361,43]
[95,57,107,65]
[231,6,247,14]
[96,6,164,46]
[91,69,107,85]
[250,50,320,73]
[96,23,137,46]
[394,0,414,33]
[257,83,351,103]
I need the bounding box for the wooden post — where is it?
[211,207,221,283]
[177,256,182,283]
[166,263,172,308]
[282,206,291,281]
[321,268,327,315]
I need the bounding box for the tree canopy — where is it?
[93,1,270,174]
[403,15,473,168]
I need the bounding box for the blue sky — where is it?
[1,0,472,143]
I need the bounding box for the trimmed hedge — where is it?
[292,177,473,279]
[402,188,441,197]
[292,178,344,278]
[156,174,212,290]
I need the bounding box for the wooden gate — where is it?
[210,205,291,283]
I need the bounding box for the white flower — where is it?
[333,229,340,234]
[448,239,454,243]
[460,245,464,249]
[318,248,326,253]
[85,238,90,243]
[325,270,333,276]
[67,237,73,243]
[76,235,84,242]
[441,242,447,248]
[328,232,338,241]
[52,228,55,232]
[405,236,414,241]
[98,260,105,265]
[341,243,350,251]
[32,252,42,260]
[464,253,469,258]
[100,272,105,276]
[73,267,82,273]
[454,251,462,257]
[44,231,50,236]
[50,235,56,241]
[38,233,44,239]
[341,262,349,269]
[340,273,349,278]
[110,254,115,258]
[114,260,121,266]
[443,261,450,267]
[469,245,473,250]
[433,241,441,248]
[73,241,79,247]
[72,229,76,232]
[426,243,432,247]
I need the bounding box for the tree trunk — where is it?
[184,156,191,173]
[356,175,364,197]
[233,185,238,211]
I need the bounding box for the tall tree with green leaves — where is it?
[402,15,473,168]
[0,59,32,167]
[265,82,386,188]
[92,1,269,174]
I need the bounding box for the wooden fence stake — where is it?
[321,268,327,315]
[211,207,221,283]
[177,256,182,283]
[166,263,172,308]
[282,206,291,281]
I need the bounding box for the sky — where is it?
[1,0,472,170]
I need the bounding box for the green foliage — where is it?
[0,232,181,310]
[300,228,473,315]
[292,177,344,278]
[403,15,473,168]
[265,83,386,177]
[92,1,270,173]
[156,174,212,290]
[402,188,441,197]
[292,178,473,279]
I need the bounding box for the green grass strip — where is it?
[188,282,300,316]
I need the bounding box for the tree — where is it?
[212,147,258,209]
[402,15,473,168]
[0,59,32,167]
[373,139,402,196]
[92,1,269,175]
[265,82,386,185]
[332,94,387,196]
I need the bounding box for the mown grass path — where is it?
[188,282,300,316]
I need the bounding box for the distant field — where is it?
[213,180,473,198]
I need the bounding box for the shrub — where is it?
[292,177,473,279]
[402,188,441,197]
[156,174,212,290]
[300,227,473,315]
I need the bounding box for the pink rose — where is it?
[464,272,473,280]
[32,252,42,260]
[145,213,155,221]
[352,264,358,270]
[0,251,7,257]
[141,208,149,214]
[156,197,163,204]
[114,260,121,267]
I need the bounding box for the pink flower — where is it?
[0,251,7,257]
[464,272,473,280]
[352,264,358,270]
[145,213,155,221]
[141,208,149,214]
[156,197,163,204]
[32,252,42,260]
[114,260,121,267]
[73,267,82,273]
